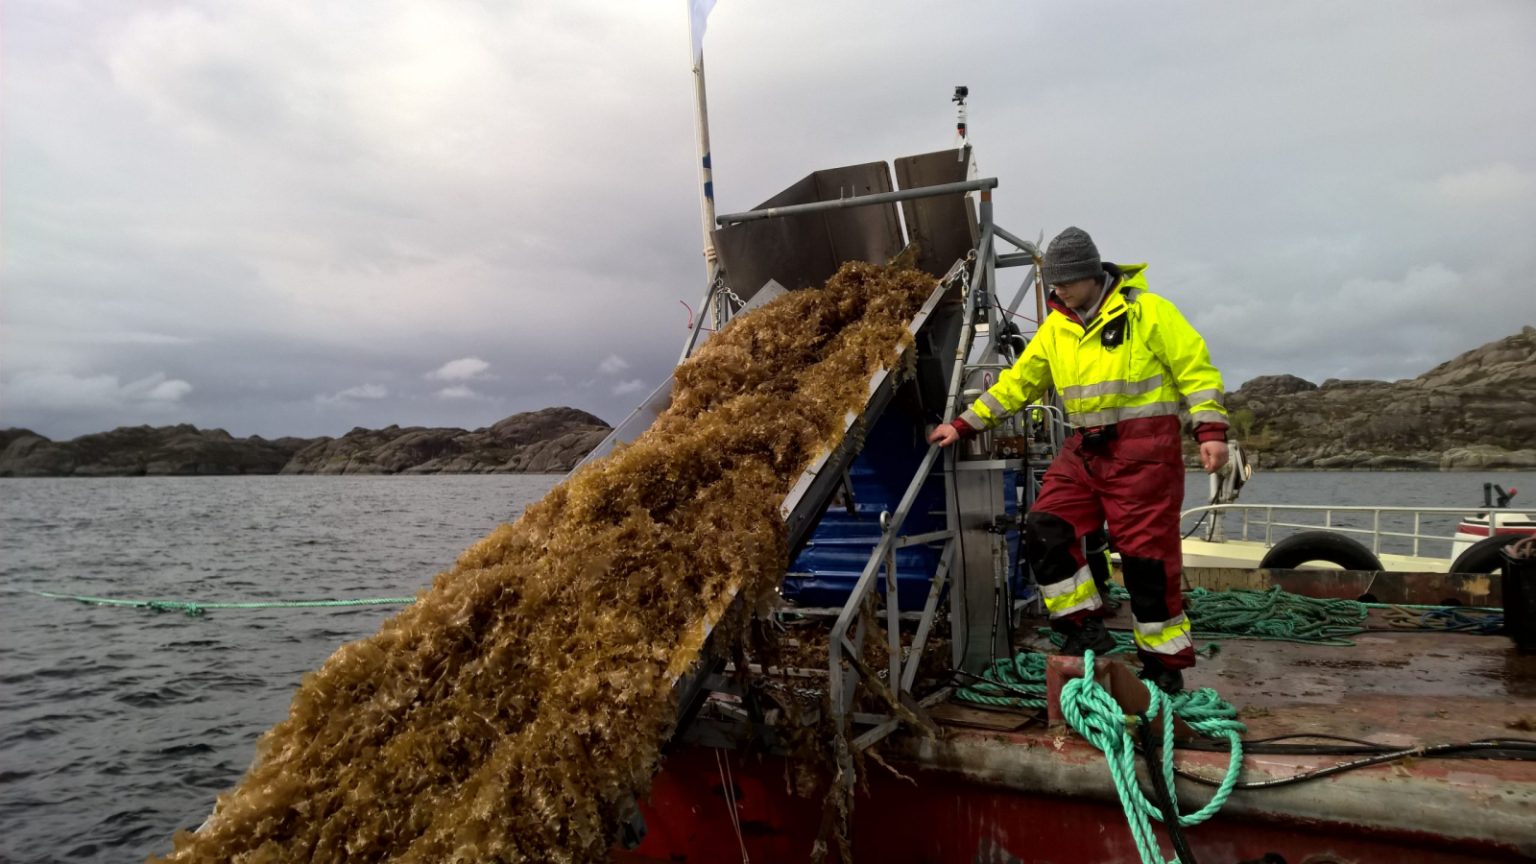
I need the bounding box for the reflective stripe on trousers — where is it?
[1040,564,1103,618]
[1132,612,1193,655]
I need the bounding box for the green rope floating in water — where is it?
[28,590,416,618]
[1060,648,1245,864]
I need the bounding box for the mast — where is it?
[680,1,722,361]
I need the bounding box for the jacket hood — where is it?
[1046,262,1149,322]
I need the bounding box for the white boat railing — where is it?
[1179,504,1520,558]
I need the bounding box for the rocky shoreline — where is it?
[0,407,610,477]
[5,328,1532,477]
[1218,326,1536,471]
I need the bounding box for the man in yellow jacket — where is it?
[930,227,1229,693]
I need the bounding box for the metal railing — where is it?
[1023,403,1066,454]
[826,236,987,752]
[1179,503,1520,559]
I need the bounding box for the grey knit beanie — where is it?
[1042,226,1102,286]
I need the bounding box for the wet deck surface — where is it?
[1092,609,1536,744]
[921,615,1536,856]
[1207,640,1536,745]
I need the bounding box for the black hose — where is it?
[1170,740,1536,790]
[1180,492,1219,540]
[1180,511,1210,540]
[1138,716,1200,864]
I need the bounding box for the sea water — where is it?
[2,469,1531,861]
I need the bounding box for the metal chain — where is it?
[718,282,745,312]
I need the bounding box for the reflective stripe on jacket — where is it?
[959,264,1227,436]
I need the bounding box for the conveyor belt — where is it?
[646,277,951,726]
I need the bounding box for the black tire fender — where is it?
[1259,530,1384,571]
[1449,533,1525,574]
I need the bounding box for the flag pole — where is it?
[692,51,718,283]
[680,2,722,360]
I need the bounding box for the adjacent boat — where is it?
[1179,469,1534,575]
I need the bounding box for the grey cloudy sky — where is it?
[3,0,1533,439]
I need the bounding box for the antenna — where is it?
[952,85,969,158]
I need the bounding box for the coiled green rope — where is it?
[1182,586,1365,645]
[1060,649,1245,864]
[953,651,1051,709]
[957,583,1367,709]
[27,590,416,618]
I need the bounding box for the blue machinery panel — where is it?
[783,406,1020,609]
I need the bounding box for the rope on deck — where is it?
[1381,604,1504,635]
[1181,585,1366,645]
[1060,649,1245,864]
[26,590,416,618]
[952,651,1052,709]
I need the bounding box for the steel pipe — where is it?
[716,178,999,226]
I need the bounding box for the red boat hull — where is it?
[621,746,1524,863]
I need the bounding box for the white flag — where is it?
[690,0,717,63]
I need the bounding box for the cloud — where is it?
[435,385,483,400]
[144,378,193,402]
[426,357,491,381]
[1431,163,1536,204]
[1,371,192,414]
[1,2,1531,440]
[315,383,389,404]
[610,378,646,396]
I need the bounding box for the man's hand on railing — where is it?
[928,423,961,447]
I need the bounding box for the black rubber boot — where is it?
[1057,618,1117,656]
[1138,657,1185,695]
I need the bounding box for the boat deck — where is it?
[899,615,1536,861]
[1112,606,1536,743]
[628,588,1536,862]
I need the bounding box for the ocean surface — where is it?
[2,469,1532,862]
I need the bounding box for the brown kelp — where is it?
[154,259,937,863]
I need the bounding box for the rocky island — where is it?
[1224,326,1535,470]
[5,329,1533,477]
[0,407,610,477]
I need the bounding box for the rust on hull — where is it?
[623,598,1536,863]
[1184,566,1502,606]
[625,744,1533,863]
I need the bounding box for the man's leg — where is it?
[1024,445,1112,653]
[1083,527,1118,610]
[1098,431,1194,688]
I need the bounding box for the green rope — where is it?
[955,640,1218,709]
[961,580,1491,711]
[953,651,1051,709]
[1102,584,1367,646]
[1183,586,1365,645]
[1382,604,1503,635]
[1037,628,1222,656]
[1361,600,1501,612]
[1060,649,1245,864]
[28,590,416,618]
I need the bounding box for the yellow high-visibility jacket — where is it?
[959,264,1227,438]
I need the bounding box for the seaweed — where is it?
[153,260,937,863]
